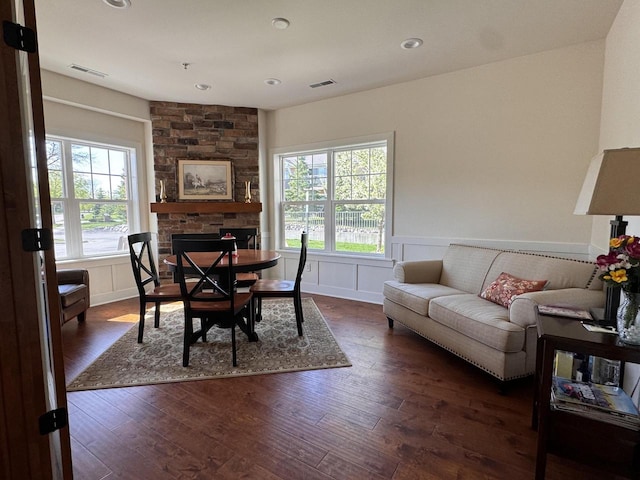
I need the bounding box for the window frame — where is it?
[274,132,394,259]
[46,135,138,260]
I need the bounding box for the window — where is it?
[279,136,391,256]
[46,137,134,259]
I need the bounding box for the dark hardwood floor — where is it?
[62,295,620,479]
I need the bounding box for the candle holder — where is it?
[160,180,167,203]
[244,181,252,203]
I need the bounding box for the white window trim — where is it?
[46,134,141,260]
[271,132,394,259]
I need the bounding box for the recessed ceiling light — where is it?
[272,17,290,30]
[264,78,281,86]
[401,38,423,49]
[102,0,131,9]
[194,84,211,91]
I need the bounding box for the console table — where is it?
[533,313,640,479]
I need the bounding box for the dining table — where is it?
[163,248,281,341]
[164,249,280,275]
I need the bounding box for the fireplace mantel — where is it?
[150,202,262,214]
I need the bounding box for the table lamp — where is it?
[574,147,640,324]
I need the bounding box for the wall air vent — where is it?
[309,79,336,88]
[68,64,108,78]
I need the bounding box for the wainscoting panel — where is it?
[61,237,596,307]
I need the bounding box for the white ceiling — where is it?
[34,0,623,111]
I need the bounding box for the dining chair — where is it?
[128,232,183,343]
[218,227,259,249]
[219,227,260,288]
[173,238,253,367]
[250,231,308,336]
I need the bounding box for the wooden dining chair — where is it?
[219,228,260,288]
[173,238,253,367]
[250,232,308,336]
[128,232,183,343]
[218,227,259,249]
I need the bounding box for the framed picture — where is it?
[178,160,233,200]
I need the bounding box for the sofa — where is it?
[383,244,604,383]
[57,269,90,325]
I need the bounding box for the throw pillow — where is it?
[480,272,548,308]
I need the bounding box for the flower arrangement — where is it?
[596,235,640,291]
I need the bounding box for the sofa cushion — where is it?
[480,272,548,308]
[440,245,502,294]
[58,284,87,307]
[383,281,463,316]
[483,251,600,292]
[429,294,525,352]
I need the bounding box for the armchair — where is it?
[57,269,90,325]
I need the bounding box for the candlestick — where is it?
[244,181,252,203]
[160,180,167,203]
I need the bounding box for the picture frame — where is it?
[178,160,233,200]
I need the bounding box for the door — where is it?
[0,0,72,478]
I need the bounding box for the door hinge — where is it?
[21,228,53,251]
[3,21,36,53]
[39,407,68,435]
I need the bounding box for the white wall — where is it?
[598,0,640,403]
[597,0,640,248]
[266,41,606,302]
[41,70,152,305]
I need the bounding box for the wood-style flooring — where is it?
[62,294,620,479]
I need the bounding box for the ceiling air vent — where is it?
[69,64,108,78]
[309,79,336,89]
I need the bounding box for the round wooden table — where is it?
[163,249,280,273]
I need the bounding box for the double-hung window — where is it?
[279,135,392,256]
[46,137,134,259]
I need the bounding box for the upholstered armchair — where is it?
[57,269,90,325]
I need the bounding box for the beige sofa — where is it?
[383,244,604,382]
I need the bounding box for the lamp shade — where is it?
[574,147,640,215]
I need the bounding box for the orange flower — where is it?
[610,237,626,248]
[604,269,628,284]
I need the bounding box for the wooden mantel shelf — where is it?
[150,202,262,214]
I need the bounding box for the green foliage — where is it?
[286,238,378,253]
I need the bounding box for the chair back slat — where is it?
[294,232,309,292]
[170,233,221,282]
[172,239,236,312]
[128,232,160,294]
[219,227,259,249]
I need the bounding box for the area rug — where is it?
[67,298,351,391]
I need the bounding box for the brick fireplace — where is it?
[150,101,260,280]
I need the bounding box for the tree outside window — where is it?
[280,140,389,255]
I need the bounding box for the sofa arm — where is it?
[393,260,443,284]
[509,288,605,329]
[57,268,90,287]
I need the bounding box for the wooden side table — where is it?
[533,313,640,479]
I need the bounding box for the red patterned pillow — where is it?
[480,272,548,308]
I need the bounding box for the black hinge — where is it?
[39,407,68,435]
[21,228,53,251]
[3,21,36,53]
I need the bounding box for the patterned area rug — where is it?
[67,298,350,391]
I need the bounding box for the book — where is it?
[552,377,640,417]
[538,304,593,320]
[551,376,640,430]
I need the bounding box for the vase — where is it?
[617,289,640,345]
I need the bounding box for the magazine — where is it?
[538,304,593,320]
[552,377,640,417]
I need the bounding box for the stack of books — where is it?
[551,376,640,430]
